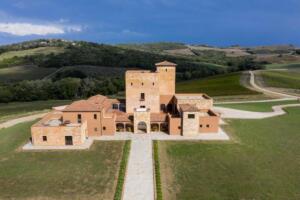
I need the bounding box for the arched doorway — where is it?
[125,123,133,132]
[137,121,147,133]
[151,123,159,132]
[116,123,125,132]
[160,123,168,133]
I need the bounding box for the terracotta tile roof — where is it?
[155,60,177,67]
[160,95,174,104]
[179,104,200,112]
[114,110,132,122]
[87,95,107,104]
[63,100,102,112]
[150,113,167,122]
[63,95,113,112]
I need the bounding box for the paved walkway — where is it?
[214,104,300,119]
[123,135,154,200]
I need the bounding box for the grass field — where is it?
[0,47,64,61]
[0,65,57,82]
[259,70,300,89]
[0,100,72,123]
[158,107,300,200]
[0,121,125,199]
[217,99,299,112]
[265,63,300,69]
[176,72,260,96]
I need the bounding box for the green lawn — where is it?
[158,107,300,200]
[217,100,299,112]
[0,100,72,123]
[0,121,125,200]
[259,70,300,89]
[176,72,259,96]
[265,63,300,69]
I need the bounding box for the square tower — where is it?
[156,61,176,95]
[125,70,160,113]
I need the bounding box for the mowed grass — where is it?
[0,47,64,61]
[265,63,300,69]
[259,70,300,89]
[0,121,125,200]
[217,99,299,112]
[158,107,300,200]
[0,65,57,82]
[176,72,259,96]
[0,100,72,123]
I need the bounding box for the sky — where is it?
[0,0,299,46]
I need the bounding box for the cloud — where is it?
[0,22,82,36]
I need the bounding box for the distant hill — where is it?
[0,39,299,83]
[0,39,299,103]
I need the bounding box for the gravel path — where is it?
[0,112,47,129]
[249,70,298,99]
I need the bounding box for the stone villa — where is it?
[31,61,220,146]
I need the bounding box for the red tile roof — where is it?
[63,100,102,112]
[63,95,113,112]
[150,113,167,122]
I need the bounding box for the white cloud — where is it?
[0,22,82,36]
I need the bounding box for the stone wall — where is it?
[126,71,160,113]
[63,111,102,136]
[199,116,220,133]
[157,66,175,95]
[168,116,181,135]
[176,98,213,110]
[133,109,151,133]
[31,121,87,146]
[182,111,200,136]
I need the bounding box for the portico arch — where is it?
[137,121,147,133]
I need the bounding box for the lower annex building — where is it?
[31,61,220,146]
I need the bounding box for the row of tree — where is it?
[0,77,124,103]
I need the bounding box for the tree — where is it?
[55,78,81,99]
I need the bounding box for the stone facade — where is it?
[30,61,220,146]
[133,109,151,133]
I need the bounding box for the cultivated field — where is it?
[176,72,260,96]
[0,47,64,61]
[0,100,71,123]
[0,121,125,199]
[157,107,300,200]
[0,65,57,82]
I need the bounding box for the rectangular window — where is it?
[77,114,82,123]
[178,126,181,130]
[112,104,118,109]
[206,124,210,128]
[42,136,47,141]
[140,93,145,101]
[160,104,165,111]
[200,124,203,128]
[188,114,195,119]
[94,114,97,119]
[103,126,106,130]
[140,105,146,108]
